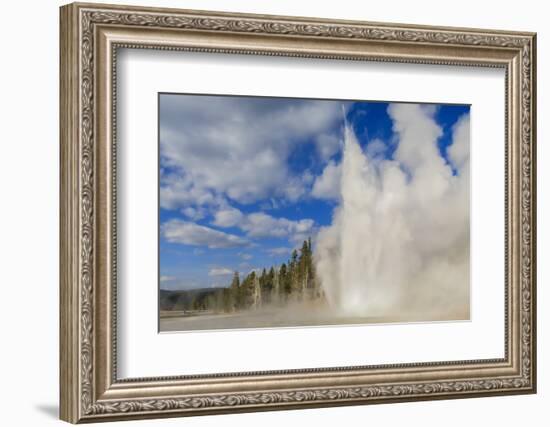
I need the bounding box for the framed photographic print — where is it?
[60,2,537,423]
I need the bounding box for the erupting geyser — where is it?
[315,104,470,320]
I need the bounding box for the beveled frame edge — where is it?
[59,2,537,423]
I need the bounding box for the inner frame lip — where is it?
[106,40,512,385]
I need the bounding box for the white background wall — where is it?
[0,0,545,425]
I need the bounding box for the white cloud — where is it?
[208,267,234,276]
[160,171,222,211]
[160,95,344,210]
[283,171,314,202]
[266,247,291,256]
[211,206,316,241]
[316,133,341,160]
[390,103,446,175]
[160,275,176,282]
[163,208,314,251]
[181,206,206,221]
[289,232,315,246]
[239,253,253,260]
[447,114,470,170]
[161,219,248,249]
[311,160,342,201]
[241,212,314,238]
[212,207,244,227]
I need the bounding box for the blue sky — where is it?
[159,94,469,291]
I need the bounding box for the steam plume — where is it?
[315,104,470,319]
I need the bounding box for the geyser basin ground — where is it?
[160,302,469,332]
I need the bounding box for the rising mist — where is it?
[315,104,470,320]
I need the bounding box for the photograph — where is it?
[158,94,471,332]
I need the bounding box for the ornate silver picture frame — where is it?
[60,2,536,423]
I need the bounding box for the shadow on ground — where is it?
[35,404,58,419]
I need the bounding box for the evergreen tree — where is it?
[219,236,321,310]
[299,239,309,293]
[271,266,280,303]
[229,271,241,310]
[240,271,256,308]
[259,267,272,304]
[307,238,317,296]
[279,263,291,297]
[290,249,298,269]
[230,271,240,289]
[259,268,267,289]
[222,288,233,312]
[290,249,300,294]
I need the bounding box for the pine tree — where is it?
[230,271,240,289]
[266,267,275,291]
[253,272,261,309]
[260,267,273,304]
[222,236,321,310]
[279,263,290,298]
[298,240,309,296]
[222,288,233,312]
[259,268,267,290]
[230,271,240,310]
[290,249,298,269]
[241,271,256,309]
[290,249,300,295]
[271,266,280,304]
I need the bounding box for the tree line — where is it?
[189,238,324,313]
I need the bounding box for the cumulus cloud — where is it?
[160,275,176,282]
[241,212,314,239]
[181,206,206,221]
[160,171,222,211]
[211,207,315,241]
[312,160,342,201]
[160,94,343,213]
[283,171,315,202]
[267,247,291,256]
[316,133,341,160]
[316,104,470,320]
[208,267,234,277]
[161,219,248,249]
[212,207,244,227]
[448,114,470,170]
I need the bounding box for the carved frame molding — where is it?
[60,2,536,423]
